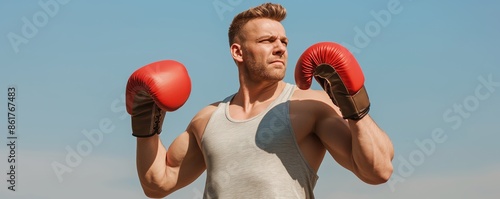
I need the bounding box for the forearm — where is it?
[136,135,173,197]
[348,115,394,184]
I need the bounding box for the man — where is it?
[126,3,394,198]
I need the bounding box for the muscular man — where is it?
[126,3,394,198]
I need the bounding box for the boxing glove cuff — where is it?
[130,90,166,137]
[314,64,370,120]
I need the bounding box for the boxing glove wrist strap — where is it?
[130,92,166,137]
[338,86,370,120]
[314,64,370,120]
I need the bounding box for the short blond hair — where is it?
[228,3,287,46]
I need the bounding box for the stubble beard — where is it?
[244,58,286,82]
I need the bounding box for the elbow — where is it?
[140,181,171,198]
[144,191,168,199]
[367,168,393,185]
[142,185,170,199]
[359,163,393,185]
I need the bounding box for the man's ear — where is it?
[230,43,243,63]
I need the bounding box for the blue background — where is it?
[1,0,499,198]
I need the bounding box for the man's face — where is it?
[235,18,288,82]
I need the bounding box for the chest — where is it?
[202,102,295,155]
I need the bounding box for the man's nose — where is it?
[273,41,286,57]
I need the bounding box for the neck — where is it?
[232,80,286,111]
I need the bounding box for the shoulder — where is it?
[291,87,333,105]
[193,102,221,123]
[290,87,335,107]
[291,87,342,117]
[186,101,221,138]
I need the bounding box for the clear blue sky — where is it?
[1,0,499,198]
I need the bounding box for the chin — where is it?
[270,73,286,81]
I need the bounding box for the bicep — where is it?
[165,130,206,193]
[316,115,356,171]
[166,102,220,191]
[313,93,356,172]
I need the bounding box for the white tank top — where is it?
[201,83,318,199]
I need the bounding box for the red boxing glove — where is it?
[126,60,191,137]
[295,42,370,120]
